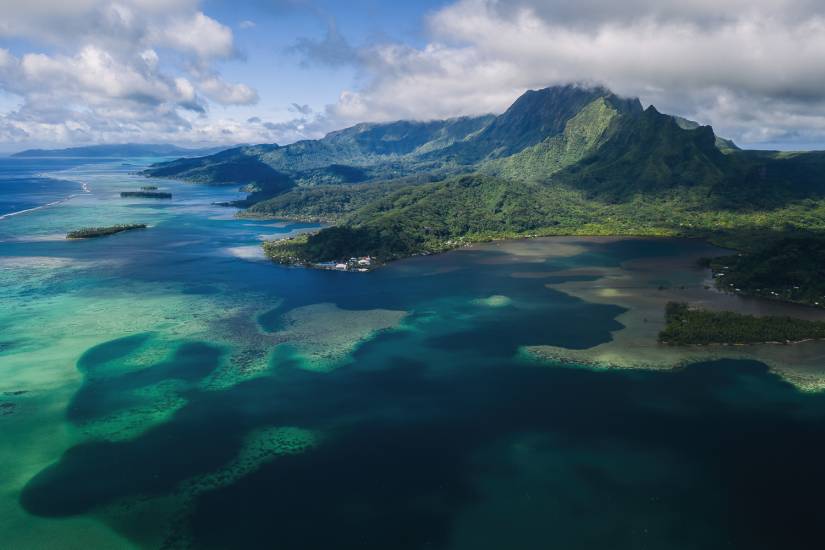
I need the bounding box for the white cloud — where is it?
[0,0,264,147]
[326,0,825,147]
[149,12,236,60]
[5,0,825,149]
[198,75,259,105]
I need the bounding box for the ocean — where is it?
[0,157,96,218]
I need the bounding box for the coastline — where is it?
[502,238,825,391]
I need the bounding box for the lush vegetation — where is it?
[264,170,825,263]
[241,178,429,222]
[67,224,147,239]
[142,84,825,302]
[480,96,623,181]
[659,302,825,345]
[120,191,172,198]
[140,115,494,190]
[142,150,296,199]
[263,234,311,265]
[710,237,825,307]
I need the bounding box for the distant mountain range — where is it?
[142,85,825,264]
[12,143,232,158]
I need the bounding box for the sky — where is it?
[2,0,825,152]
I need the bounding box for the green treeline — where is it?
[67,224,147,239]
[121,191,172,198]
[659,302,825,345]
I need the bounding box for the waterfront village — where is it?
[314,256,374,272]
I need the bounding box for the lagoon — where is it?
[3,159,825,549]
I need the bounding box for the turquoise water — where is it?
[3,159,825,549]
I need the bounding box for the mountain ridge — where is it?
[142,84,825,265]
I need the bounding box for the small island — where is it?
[659,302,825,345]
[66,224,147,239]
[140,185,158,191]
[121,191,172,199]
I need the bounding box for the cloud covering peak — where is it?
[324,0,825,148]
[3,0,825,149]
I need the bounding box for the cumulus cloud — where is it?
[0,0,261,147]
[6,0,825,149]
[197,74,258,105]
[327,0,825,147]
[149,11,236,60]
[495,0,825,26]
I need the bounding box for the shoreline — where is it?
[263,232,725,274]
[661,337,825,347]
[515,242,825,391]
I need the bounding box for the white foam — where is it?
[0,195,77,220]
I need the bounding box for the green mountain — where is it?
[673,116,740,153]
[141,114,496,204]
[480,95,629,181]
[144,85,825,265]
[431,85,641,163]
[143,115,493,182]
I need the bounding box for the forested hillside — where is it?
[143,85,825,268]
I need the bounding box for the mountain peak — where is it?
[517,84,642,113]
[435,84,638,163]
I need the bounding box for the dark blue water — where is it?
[0,158,98,216]
[6,159,825,549]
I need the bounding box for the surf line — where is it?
[0,192,85,221]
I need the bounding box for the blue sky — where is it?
[2,0,825,152]
[202,1,445,122]
[0,0,453,152]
